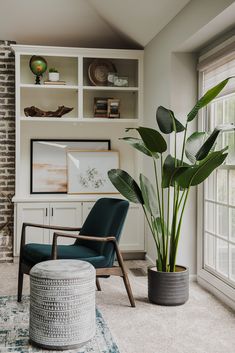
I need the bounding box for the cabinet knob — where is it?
[45,208,48,217]
[51,207,53,217]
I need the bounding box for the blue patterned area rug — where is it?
[0,296,120,353]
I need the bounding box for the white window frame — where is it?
[197,72,235,310]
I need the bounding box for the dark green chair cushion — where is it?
[23,243,108,268]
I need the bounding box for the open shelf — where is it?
[20,87,78,118]
[83,57,138,87]
[20,117,139,124]
[83,89,138,120]
[20,55,78,85]
[20,83,79,90]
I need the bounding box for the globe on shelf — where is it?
[29,56,47,84]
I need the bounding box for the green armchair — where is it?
[18,198,135,307]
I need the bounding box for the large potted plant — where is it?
[108,77,234,306]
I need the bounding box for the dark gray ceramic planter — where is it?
[148,266,189,306]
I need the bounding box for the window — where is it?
[204,93,235,286]
[199,42,235,293]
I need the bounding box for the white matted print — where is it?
[67,150,119,194]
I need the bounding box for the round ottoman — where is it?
[29,259,96,350]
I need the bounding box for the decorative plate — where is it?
[88,60,116,86]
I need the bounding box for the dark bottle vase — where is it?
[148,265,189,306]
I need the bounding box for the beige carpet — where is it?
[0,261,234,353]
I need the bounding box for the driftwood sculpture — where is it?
[24,105,73,118]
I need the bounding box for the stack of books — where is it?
[94,98,109,118]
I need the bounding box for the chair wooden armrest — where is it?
[20,222,81,247]
[52,232,116,259]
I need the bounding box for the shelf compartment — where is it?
[20,87,78,118]
[83,58,138,87]
[83,89,138,120]
[20,55,78,85]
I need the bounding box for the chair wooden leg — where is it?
[17,267,23,303]
[122,269,136,308]
[114,243,135,307]
[96,278,101,291]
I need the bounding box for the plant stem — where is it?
[142,205,163,268]
[172,187,190,269]
[180,122,188,164]
[153,158,162,221]
[160,154,166,262]
[166,186,170,270]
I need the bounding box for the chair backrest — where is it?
[77,198,129,266]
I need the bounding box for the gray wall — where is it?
[143,0,234,273]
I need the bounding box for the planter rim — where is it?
[148,265,188,273]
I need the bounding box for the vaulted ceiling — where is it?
[0,0,190,48]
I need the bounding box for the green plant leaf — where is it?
[175,150,228,188]
[126,127,167,153]
[108,169,144,204]
[121,137,158,158]
[154,217,169,237]
[140,174,158,217]
[196,124,235,161]
[162,154,189,188]
[185,132,206,164]
[187,77,234,122]
[156,106,185,134]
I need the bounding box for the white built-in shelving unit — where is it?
[11,44,145,257]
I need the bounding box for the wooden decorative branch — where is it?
[24,106,74,118]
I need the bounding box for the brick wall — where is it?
[0,40,16,262]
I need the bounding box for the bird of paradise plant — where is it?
[108,77,235,272]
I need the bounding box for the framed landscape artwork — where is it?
[30,139,110,194]
[67,150,119,194]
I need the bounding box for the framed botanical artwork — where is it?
[67,150,119,194]
[30,139,111,194]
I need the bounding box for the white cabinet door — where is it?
[120,204,145,251]
[82,202,145,251]
[49,202,82,245]
[15,203,50,256]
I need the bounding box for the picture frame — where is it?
[30,139,111,194]
[67,150,119,194]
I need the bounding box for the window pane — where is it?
[229,170,235,206]
[217,205,228,238]
[214,100,223,126]
[205,172,215,200]
[229,208,235,242]
[229,244,235,281]
[205,202,215,233]
[224,96,235,124]
[224,132,235,165]
[205,233,215,268]
[217,238,228,276]
[216,169,227,203]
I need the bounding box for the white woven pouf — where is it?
[29,259,96,350]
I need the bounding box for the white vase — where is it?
[49,72,60,81]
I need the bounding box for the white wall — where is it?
[144,0,234,273]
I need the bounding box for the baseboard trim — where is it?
[121,251,146,260]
